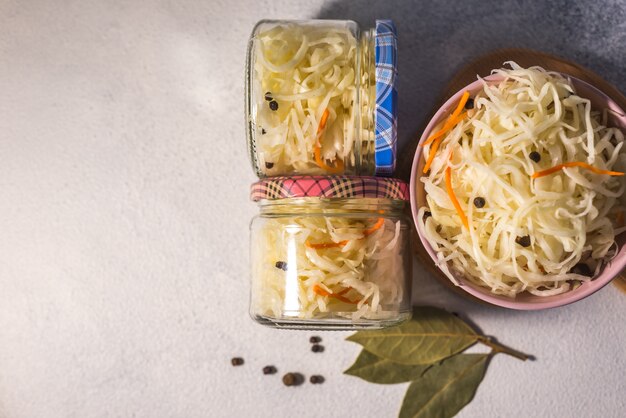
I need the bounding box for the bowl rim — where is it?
[409,72,626,310]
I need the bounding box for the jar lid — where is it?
[374,20,398,176]
[250,176,409,201]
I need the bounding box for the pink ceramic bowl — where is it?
[410,74,626,310]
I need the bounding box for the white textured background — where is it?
[1,0,625,417]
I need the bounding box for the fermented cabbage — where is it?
[251,215,406,321]
[250,22,374,175]
[417,63,626,297]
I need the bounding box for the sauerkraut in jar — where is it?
[245,19,398,177]
[249,176,411,329]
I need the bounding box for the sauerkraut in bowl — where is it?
[410,63,626,309]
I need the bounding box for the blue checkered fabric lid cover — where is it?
[374,20,398,176]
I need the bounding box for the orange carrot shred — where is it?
[305,239,347,249]
[312,284,359,304]
[421,91,470,147]
[306,218,385,249]
[423,135,444,174]
[445,166,469,229]
[336,287,352,296]
[421,92,470,174]
[531,162,625,179]
[423,110,469,147]
[423,117,461,147]
[314,108,344,173]
[363,218,385,236]
[451,91,470,121]
[317,108,330,134]
[312,284,331,297]
[422,111,468,174]
[314,146,344,173]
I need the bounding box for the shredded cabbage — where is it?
[251,215,407,321]
[418,62,626,297]
[250,22,374,175]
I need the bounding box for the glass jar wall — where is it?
[249,176,411,329]
[245,20,397,177]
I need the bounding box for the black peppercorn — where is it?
[263,365,277,375]
[465,98,474,109]
[275,261,288,271]
[269,100,279,111]
[515,235,531,247]
[571,263,592,277]
[311,344,324,353]
[309,336,322,344]
[282,373,304,386]
[529,151,541,162]
[231,357,244,366]
[261,128,266,135]
[310,375,325,384]
[473,197,486,208]
[265,162,274,169]
[264,92,273,101]
[282,373,295,386]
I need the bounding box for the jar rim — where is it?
[250,175,409,202]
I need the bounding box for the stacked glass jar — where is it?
[246,19,411,329]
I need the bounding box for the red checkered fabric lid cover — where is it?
[250,176,409,201]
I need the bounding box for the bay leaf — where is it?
[344,349,431,384]
[399,354,490,418]
[346,306,479,365]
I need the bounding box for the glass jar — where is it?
[245,19,398,178]
[249,176,412,329]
